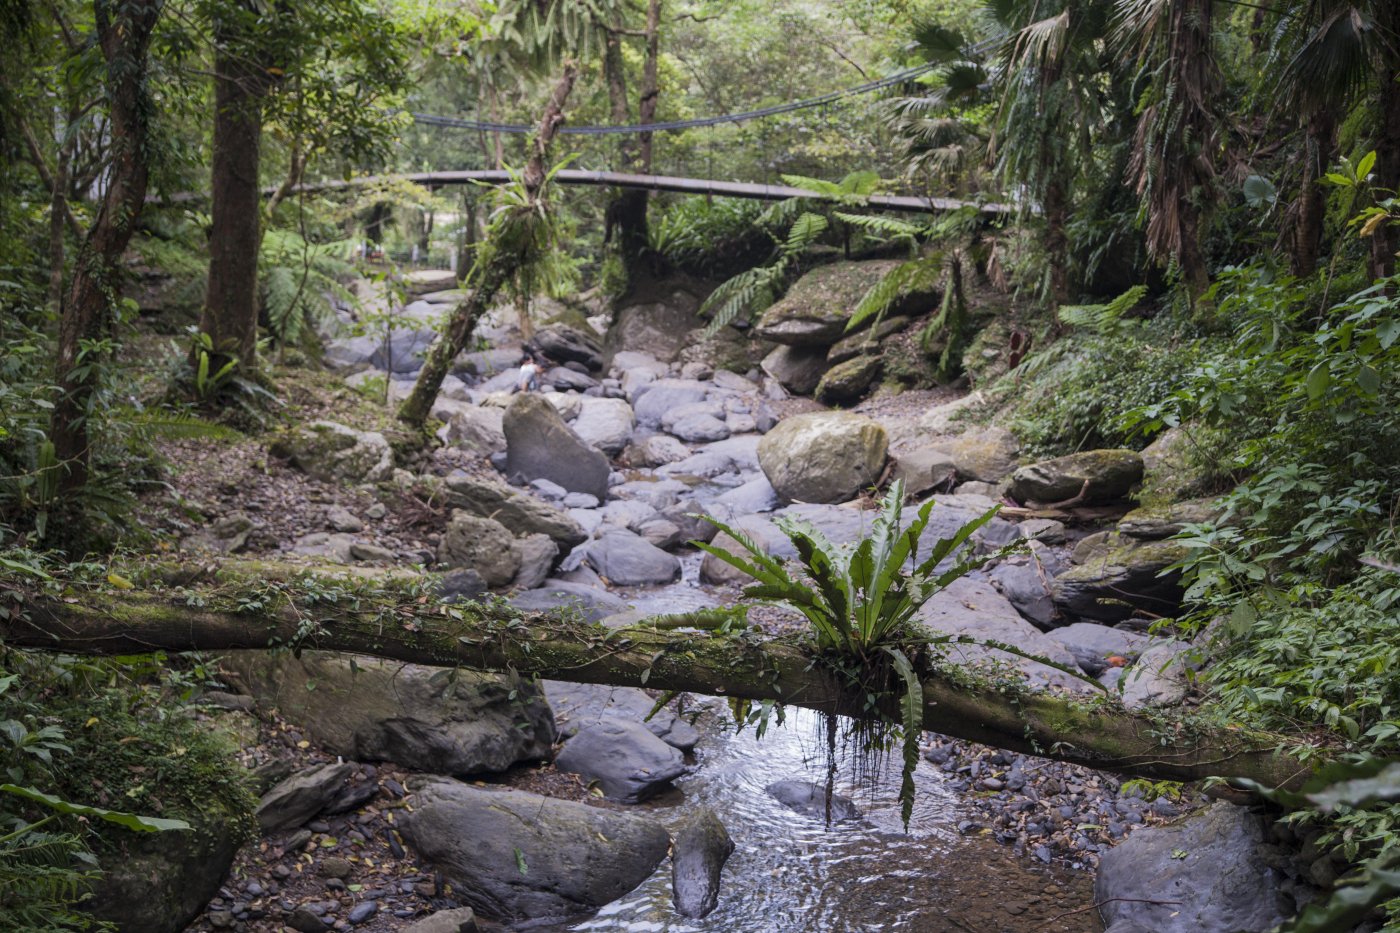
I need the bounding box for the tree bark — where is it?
[199,42,269,372]
[49,0,162,495]
[1293,109,1334,278]
[0,564,1310,790]
[398,62,578,430]
[603,2,661,281]
[1369,61,1400,282]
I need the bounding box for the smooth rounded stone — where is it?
[1096,803,1303,932]
[438,512,520,586]
[661,504,720,546]
[714,475,782,513]
[1119,641,1194,708]
[457,347,524,377]
[611,350,667,375]
[544,681,700,751]
[764,780,860,822]
[439,568,487,603]
[669,412,731,443]
[529,477,568,500]
[671,807,735,918]
[633,379,714,428]
[509,579,628,623]
[503,394,610,501]
[814,353,881,405]
[1117,498,1222,540]
[945,427,1020,484]
[700,435,763,471]
[567,508,604,536]
[914,577,1091,691]
[727,413,758,434]
[757,411,887,504]
[255,763,355,835]
[554,718,686,803]
[1009,449,1145,506]
[286,531,358,564]
[532,323,604,371]
[610,477,689,509]
[558,491,597,509]
[680,361,714,380]
[1071,530,1113,565]
[271,421,395,485]
[624,434,691,467]
[712,369,756,392]
[1138,424,1215,501]
[347,901,378,924]
[1047,623,1152,677]
[443,473,587,548]
[891,446,958,497]
[287,907,331,933]
[637,517,686,550]
[571,397,636,457]
[323,504,364,533]
[1017,518,1066,543]
[324,335,379,372]
[513,534,559,590]
[580,528,681,585]
[989,558,1058,628]
[223,652,555,777]
[541,390,583,422]
[402,907,479,933]
[1052,535,1188,622]
[661,400,727,431]
[760,343,830,395]
[370,329,435,374]
[438,406,507,457]
[754,260,933,347]
[605,290,703,363]
[181,511,253,555]
[598,498,662,532]
[402,778,671,924]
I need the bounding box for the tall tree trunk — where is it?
[1044,177,1070,305]
[49,0,162,495]
[1292,109,1334,277]
[198,43,268,372]
[605,1,661,282]
[48,120,73,311]
[0,562,1313,791]
[398,63,578,430]
[1369,63,1400,281]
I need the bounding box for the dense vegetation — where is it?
[1,0,1399,928]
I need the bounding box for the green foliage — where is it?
[648,197,767,275]
[1055,285,1148,335]
[259,229,355,348]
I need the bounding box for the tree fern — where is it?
[1057,285,1148,335]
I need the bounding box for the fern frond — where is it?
[1057,285,1148,335]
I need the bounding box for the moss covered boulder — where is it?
[270,420,394,485]
[1009,448,1144,506]
[1117,498,1223,540]
[814,354,881,405]
[758,411,887,503]
[1051,534,1188,622]
[442,472,587,548]
[945,427,1020,484]
[761,343,830,395]
[755,260,937,347]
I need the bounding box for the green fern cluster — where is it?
[259,228,355,347]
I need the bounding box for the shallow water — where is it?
[545,705,1100,933]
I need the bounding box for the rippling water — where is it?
[544,705,1100,933]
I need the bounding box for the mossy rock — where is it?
[1051,537,1189,622]
[826,314,911,365]
[754,260,938,347]
[1008,449,1144,506]
[814,354,881,405]
[945,427,1021,483]
[1118,498,1224,540]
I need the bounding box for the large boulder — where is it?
[1046,622,1151,677]
[503,394,610,501]
[891,446,957,497]
[439,406,507,457]
[544,681,700,752]
[531,323,603,371]
[571,397,636,457]
[443,473,587,548]
[1009,449,1144,506]
[814,354,881,405]
[1117,498,1222,540]
[671,807,734,919]
[1051,535,1188,622]
[757,411,887,503]
[581,528,682,585]
[271,421,394,485]
[633,379,713,428]
[761,344,830,395]
[1095,803,1304,933]
[605,288,703,363]
[509,579,628,623]
[945,427,1020,484]
[438,511,521,586]
[221,651,555,776]
[370,329,435,374]
[554,718,686,803]
[754,260,935,347]
[400,778,671,924]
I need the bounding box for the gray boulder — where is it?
[989,558,1058,628]
[605,289,702,363]
[670,412,731,443]
[224,651,556,776]
[633,379,713,428]
[1047,623,1152,677]
[272,421,394,485]
[532,323,603,371]
[814,354,881,405]
[324,334,378,372]
[438,511,521,586]
[504,394,610,501]
[671,807,735,919]
[754,260,934,346]
[761,343,830,395]
[256,762,355,834]
[370,329,435,374]
[509,579,628,623]
[1052,535,1188,622]
[1009,448,1144,506]
[624,433,691,467]
[945,427,1020,484]
[1096,803,1302,932]
[439,406,507,457]
[765,780,860,821]
[1120,641,1194,708]
[757,411,887,503]
[513,534,558,589]
[714,475,782,513]
[443,473,587,547]
[1118,498,1222,540]
[403,908,479,933]
[401,778,671,924]
[582,528,682,585]
[554,718,686,803]
[891,446,957,497]
[544,681,700,751]
[544,366,598,392]
[571,397,636,457]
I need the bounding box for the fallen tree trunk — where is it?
[0,563,1309,790]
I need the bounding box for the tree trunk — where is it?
[49,0,162,495]
[198,44,268,372]
[1293,109,1334,278]
[1369,62,1400,281]
[1044,177,1070,305]
[0,562,1311,790]
[397,63,578,430]
[603,2,661,282]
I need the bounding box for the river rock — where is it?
[1120,641,1193,708]
[1117,498,1222,540]
[403,908,479,933]
[509,579,628,623]
[714,475,782,512]
[624,433,691,467]
[571,397,636,456]
[1139,424,1213,501]
[758,411,887,503]
[440,406,507,457]
[504,394,610,500]
[670,412,731,443]
[633,379,713,428]
[1047,623,1151,677]
[605,288,703,363]
[223,651,555,776]
[1052,535,1188,622]
[370,329,435,374]
[754,260,933,346]
[272,421,394,485]
[1095,803,1302,932]
[989,558,1058,628]
[671,807,735,918]
[438,512,521,586]
[514,534,558,589]
[765,780,860,821]
[581,528,681,585]
[285,531,356,563]
[554,718,686,803]
[256,762,355,834]
[814,354,881,405]
[1009,449,1144,506]
[698,514,798,585]
[945,427,1020,484]
[891,446,957,497]
[401,778,671,924]
[532,323,603,371]
[541,390,583,421]
[324,334,378,372]
[761,343,830,395]
[443,473,587,547]
[544,681,700,751]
